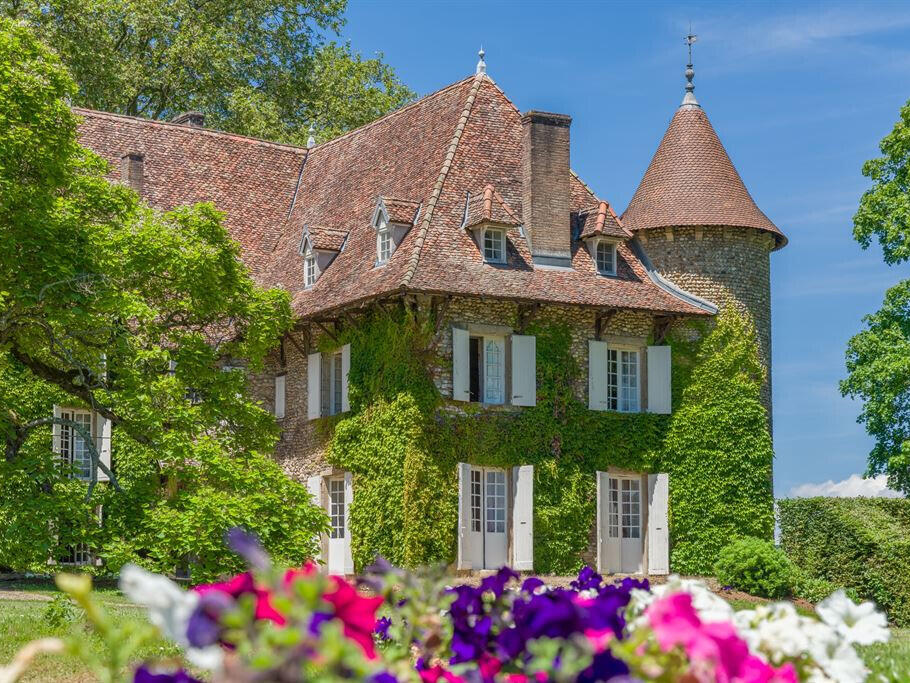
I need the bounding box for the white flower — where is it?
[817,590,890,646]
[119,564,224,670]
[734,602,814,663]
[809,637,869,683]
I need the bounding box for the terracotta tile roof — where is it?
[304,226,349,252]
[622,105,786,249]
[577,201,630,240]
[464,185,521,229]
[75,75,712,319]
[75,108,306,276]
[381,197,421,225]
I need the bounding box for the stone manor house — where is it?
[60,55,785,574]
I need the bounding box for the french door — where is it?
[327,477,347,575]
[605,474,643,574]
[467,467,508,569]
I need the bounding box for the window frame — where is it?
[321,350,344,417]
[58,408,94,481]
[483,227,506,264]
[606,346,640,413]
[468,334,506,405]
[304,251,317,288]
[376,215,392,265]
[595,239,617,276]
[328,477,346,539]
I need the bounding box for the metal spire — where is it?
[476,46,486,75]
[306,123,316,149]
[682,29,699,107]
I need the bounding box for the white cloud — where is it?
[789,473,903,498]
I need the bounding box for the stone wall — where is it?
[638,225,775,420]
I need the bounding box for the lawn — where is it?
[1,580,908,682]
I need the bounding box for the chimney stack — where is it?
[521,110,572,267]
[121,153,144,195]
[171,111,205,128]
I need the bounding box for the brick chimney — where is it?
[121,153,144,195]
[521,110,572,267]
[171,111,205,127]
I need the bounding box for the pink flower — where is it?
[584,628,614,654]
[322,575,384,659]
[477,653,502,681]
[418,663,465,683]
[645,593,798,683]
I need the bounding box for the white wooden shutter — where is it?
[456,462,472,569]
[647,346,672,414]
[94,412,111,482]
[647,473,670,575]
[274,375,286,419]
[340,344,351,413]
[307,475,324,565]
[452,327,470,401]
[595,471,608,573]
[512,465,534,570]
[343,471,354,575]
[510,335,536,407]
[52,405,63,455]
[307,352,322,420]
[588,340,609,411]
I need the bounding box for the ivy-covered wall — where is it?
[313,302,773,576]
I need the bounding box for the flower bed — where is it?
[0,529,890,683]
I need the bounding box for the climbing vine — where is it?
[323,305,773,576]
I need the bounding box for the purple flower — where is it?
[186,590,234,648]
[370,673,398,683]
[308,611,333,636]
[520,577,545,594]
[570,566,603,592]
[479,567,519,598]
[224,527,269,570]
[576,651,630,683]
[375,616,392,640]
[133,665,202,683]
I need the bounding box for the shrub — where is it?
[714,536,794,599]
[792,572,859,604]
[778,497,910,625]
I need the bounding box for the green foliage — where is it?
[42,593,79,628]
[791,572,859,605]
[714,537,794,599]
[841,280,910,493]
[664,308,775,573]
[2,0,414,145]
[779,497,910,625]
[323,305,772,575]
[0,20,326,577]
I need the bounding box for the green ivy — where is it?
[323,305,774,576]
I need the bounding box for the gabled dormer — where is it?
[298,225,349,288]
[371,197,421,266]
[577,201,631,277]
[462,185,522,265]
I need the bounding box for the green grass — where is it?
[0,584,189,682]
[860,628,910,682]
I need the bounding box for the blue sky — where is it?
[339,0,910,496]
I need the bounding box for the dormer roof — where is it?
[378,197,421,226]
[464,185,521,229]
[622,105,786,249]
[577,201,630,241]
[302,225,349,253]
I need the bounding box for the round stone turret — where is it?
[623,99,786,421]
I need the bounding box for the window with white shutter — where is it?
[274,374,286,419]
[647,346,672,414]
[308,346,350,419]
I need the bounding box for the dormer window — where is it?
[371,197,420,267]
[376,218,392,265]
[483,228,506,264]
[304,252,317,287]
[595,240,617,276]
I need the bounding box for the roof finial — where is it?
[682,28,699,107]
[476,46,486,75]
[306,123,316,149]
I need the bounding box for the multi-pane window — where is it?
[304,254,317,287]
[483,228,505,263]
[321,351,344,416]
[595,241,616,275]
[60,543,92,566]
[377,228,392,264]
[608,478,620,538]
[328,479,345,539]
[470,470,482,532]
[606,349,640,412]
[59,409,93,480]
[485,470,506,533]
[621,478,641,539]
[484,339,504,404]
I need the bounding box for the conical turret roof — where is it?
[622,104,786,249]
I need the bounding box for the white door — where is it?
[465,466,508,569]
[605,475,643,574]
[327,477,347,575]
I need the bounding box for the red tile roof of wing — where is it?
[75,109,306,275]
[464,185,521,228]
[578,201,630,240]
[622,105,786,248]
[306,226,349,252]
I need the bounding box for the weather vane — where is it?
[683,27,698,106]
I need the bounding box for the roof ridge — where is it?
[306,75,477,156]
[491,186,520,223]
[569,169,601,203]
[400,73,486,288]
[480,75,522,117]
[73,107,309,154]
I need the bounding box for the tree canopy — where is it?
[842,98,910,494]
[2,0,414,145]
[0,18,325,577]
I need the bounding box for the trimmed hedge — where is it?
[715,537,794,599]
[778,497,910,625]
